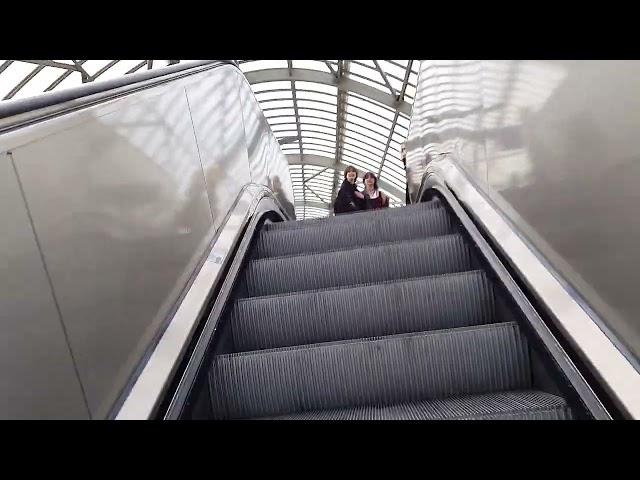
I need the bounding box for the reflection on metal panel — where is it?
[408,60,640,366]
[266,130,295,219]
[116,185,266,419]
[1,62,295,418]
[427,159,640,418]
[0,153,89,418]
[12,85,215,418]
[239,79,270,186]
[185,67,252,231]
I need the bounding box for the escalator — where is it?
[3,60,628,420]
[169,191,603,420]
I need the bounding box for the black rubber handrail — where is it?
[0,60,238,132]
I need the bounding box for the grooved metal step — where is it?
[209,322,530,420]
[257,390,572,420]
[240,234,472,298]
[252,204,453,259]
[230,270,495,351]
[264,198,444,232]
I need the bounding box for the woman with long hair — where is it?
[362,172,389,210]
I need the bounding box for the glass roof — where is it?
[239,60,417,218]
[0,60,178,101]
[0,59,418,219]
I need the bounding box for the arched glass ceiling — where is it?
[0,60,418,219]
[239,60,418,218]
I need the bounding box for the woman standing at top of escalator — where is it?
[333,165,364,215]
[362,172,389,210]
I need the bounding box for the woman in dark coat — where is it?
[333,165,364,215]
[362,171,389,210]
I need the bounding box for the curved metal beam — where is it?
[286,153,405,200]
[244,68,412,116]
[19,60,76,71]
[294,200,331,211]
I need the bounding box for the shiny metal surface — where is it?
[12,84,215,418]
[0,153,89,418]
[239,78,270,186]
[266,131,296,219]
[407,60,640,369]
[1,62,294,418]
[425,160,640,418]
[185,67,252,230]
[117,184,269,419]
[237,75,295,218]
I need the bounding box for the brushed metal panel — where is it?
[238,79,270,185]
[266,132,295,218]
[12,85,215,418]
[0,153,89,419]
[487,60,640,363]
[406,60,487,191]
[409,60,640,364]
[236,74,294,218]
[117,184,269,419]
[429,159,640,417]
[185,67,252,231]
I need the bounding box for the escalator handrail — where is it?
[114,184,288,420]
[419,160,640,418]
[0,60,238,132]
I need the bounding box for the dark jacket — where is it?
[333,179,363,215]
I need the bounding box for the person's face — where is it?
[346,171,357,183]
[364,176,375,188]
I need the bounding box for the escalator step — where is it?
[209,322,530,420]
[258,390,572,420]
[253,204,453,259]
[264,198,444,232]
[231,270,495,351]
[241,234,472,298]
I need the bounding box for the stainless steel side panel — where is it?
[0,153,89,419]
[185,67,252,230]
[238,79,270,186]
[426,160,640,418]
[267,130,296,219]
[116,184,267,419]
[11,83,215,418]
[0,63,295,419]
[407,60,640,366]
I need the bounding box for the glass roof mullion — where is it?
[346,101,395,125]
[398,60,415,101]
[304,184,329,204]
[4,64,44,100]
[303,166,330,184]
[126,61,148,75]
[372,60,397,97]
[376,110,401,178]
[294,98,338,111]
[345,110,393,132]
[324,61,337,76]
[289,67,304,156]
[45,61,87,92]
[0,60,14,75]
[343,135,385,157]
[342,127,388,150]
[300,138,335,147]
[91,60,120,81]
